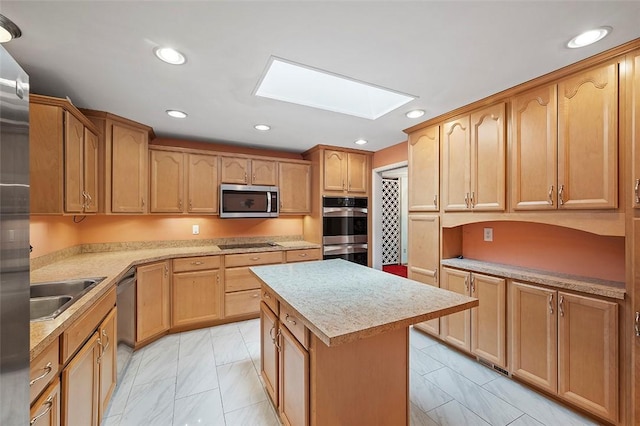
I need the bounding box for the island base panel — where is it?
[310,327,409,426]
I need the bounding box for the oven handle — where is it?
[323,244,368,255]
[322,207,368,217]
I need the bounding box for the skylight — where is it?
[254,57,416,120]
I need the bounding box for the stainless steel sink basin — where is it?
[30,277,106,321]
[30,296,74,321]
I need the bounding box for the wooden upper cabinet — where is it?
[30,95,100,214]
[408,125,439,211]
[346,152,368,193]
[557,61,618,209]
[629,49,640,208]
[511,85,558,210]
[442,116,470,211]
[188,153,218,213]
[110,122,149,213]
[279,162,311,214]
[221,157,276,185]
[150,150,184,213]
[324,150,347,191]
[470,102,505,211]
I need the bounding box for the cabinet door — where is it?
[279,162,311,213]
[188,153,218,213]
[98,308,117,420]
[172,269,222,327]
[324,150,347,192]
[557,292,618,422]
[252,159,278,185]
[470,273,506,368]
[83,128,99,213]
[30,103,64,214]
[279,325,309,426]
[136,261,170,343]
[64,111,85,213]
[408,215,440,336]
[630,49,640,208]
[511,85,558,210]
[260,302,279,406]
[442,116,470,211]
[221,156,250,184]
[441,268,471,351]
[470,102,506,211]
[30,378,60,426]
[150,150,184,213]
[510,281,557,393]
[111,123,148,213]
[62,333,99,426]
[408,125,439,211]
[347,152,368,193]
[557,61,618,209]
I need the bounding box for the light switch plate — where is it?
[483,227,493,242]
[192,224,200,235]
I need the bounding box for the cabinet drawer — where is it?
[261,287,279,315]
[224,251,283,268]
[279,305,309,349]
[285,248,321,263]
[225,267,262,292]
[173,255,220,272]
[225,289,261,317]
[61,287,116,364]
[30,377,60,426]
[30,339,60,405]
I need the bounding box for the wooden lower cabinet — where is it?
[172,257,222,328]
[279,326,309,426]
[30,378,61,426]
[441,267,506,368]
[260,302,279,405]
[98,308,117,420]
[136,261,170,343]
[62,333,100,426]
[510,281,618,423]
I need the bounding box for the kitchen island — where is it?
[251,259,478,426]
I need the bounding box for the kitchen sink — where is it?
[29,277,106,321]
[30,295,74,321]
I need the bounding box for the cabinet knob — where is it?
[285,313,297,325]
[250,257,260,261]
[298,253,307,257]
[191,261,204,265]
[263,292,271,299]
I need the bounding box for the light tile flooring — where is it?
[102,320,600,426]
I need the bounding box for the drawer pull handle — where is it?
[558,185,565,205]
[635,179,640,204]
[298,253,307,257]
[30,396,54,425]
[274,328,282,351]
[29,362,52,386]
[559,295,565,317]
[548,294,554,315]
[101,329,110,352]
[250,257,260,261]
[285,313,297,325]
[263,292,271,299]
[191,261,204,265]
[252,293,259,298]
[548,185,554,205]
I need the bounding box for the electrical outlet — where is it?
[192,224,200,235]
[483,227,493,242]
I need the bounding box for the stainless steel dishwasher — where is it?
[116,267,136,383]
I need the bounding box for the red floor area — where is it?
[382,264,408,278]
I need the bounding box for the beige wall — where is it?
[372,141,407,169]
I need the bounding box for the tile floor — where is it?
[102,320,601,426]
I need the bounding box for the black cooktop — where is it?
[217,242,279,250]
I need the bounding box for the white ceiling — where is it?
[2,1,640,154]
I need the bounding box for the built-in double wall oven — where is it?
[322,197,368,266]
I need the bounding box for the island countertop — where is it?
[250,259,478,346]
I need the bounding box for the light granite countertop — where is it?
[29,240,320,360]
[440,258,625,300]
[250,259,478,347]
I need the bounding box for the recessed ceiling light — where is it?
[254,124,271,131]
[567,27,611,49]
[154,47,186,65]
[255,57,416,120]
[405,109,425,119]
[0,14,22,43]
[354,139,368,145]
[166,110,187,118]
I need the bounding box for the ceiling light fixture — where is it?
[354,139,368,145]
[0,14,22,43]
[154,47,186,65]
[255,57,416,120]
[166,110,187,118]
[254,124,271,131]
[567,27,611,49]
[405,109,425,119]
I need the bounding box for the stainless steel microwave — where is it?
[219,184,279,218]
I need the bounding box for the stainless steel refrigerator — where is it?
[0,44,30,425]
